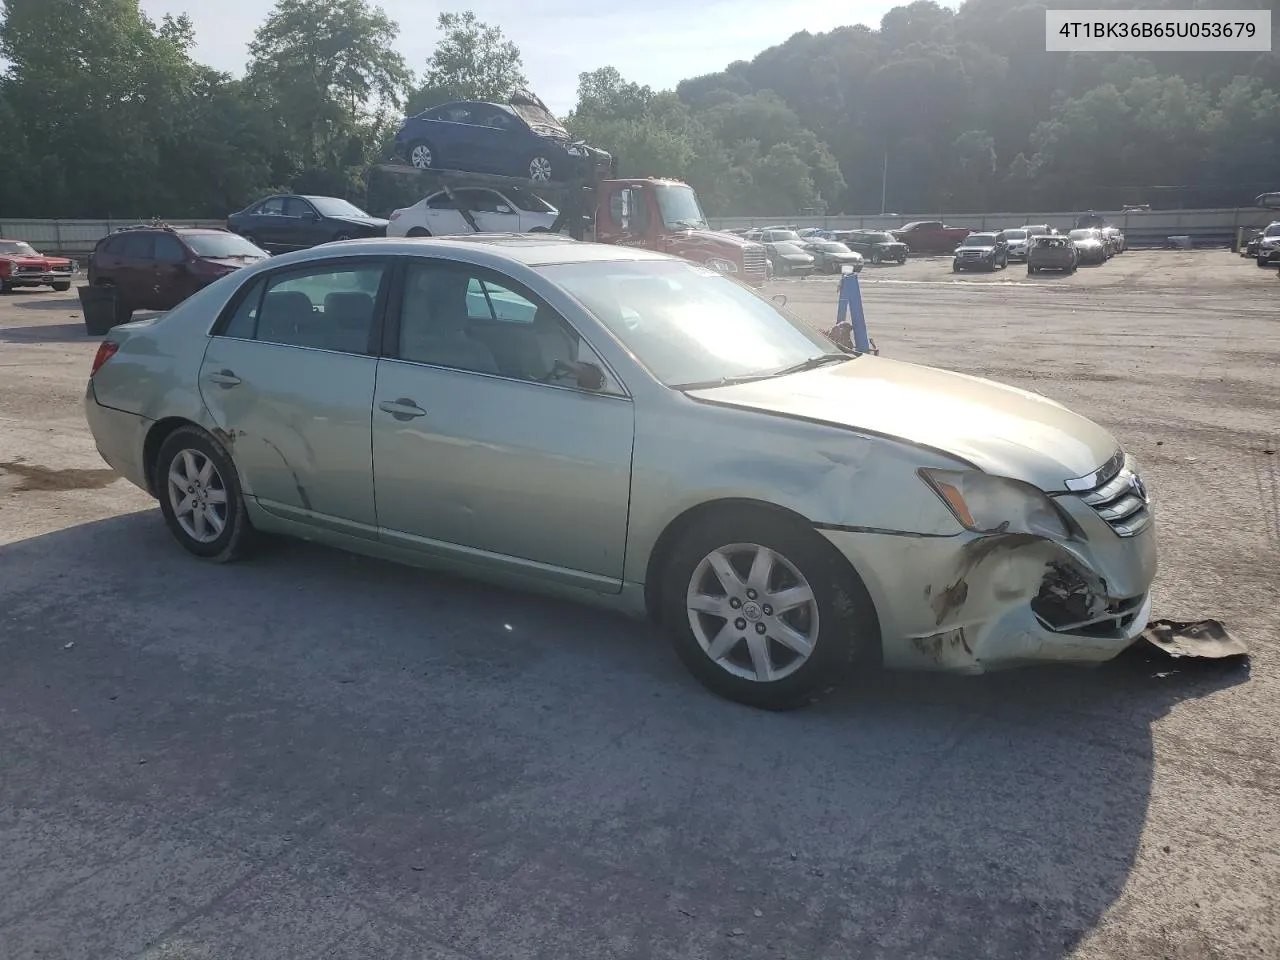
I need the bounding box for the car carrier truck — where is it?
[367,163,768,286]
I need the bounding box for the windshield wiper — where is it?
[669,219,706,229]
[769,353,855,377]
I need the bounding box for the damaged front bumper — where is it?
[819,496,1157,673]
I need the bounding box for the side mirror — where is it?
[572,361,605,391]
[771,294,788,308]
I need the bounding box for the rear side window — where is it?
[120,234,154,258]
[219,262,386,354]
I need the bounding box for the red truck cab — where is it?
[594,178,768,285]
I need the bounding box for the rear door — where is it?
[198,256,389,537]
[114,233,155,306]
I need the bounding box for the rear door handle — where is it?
[208,369,241,387]
[378,398,426,421]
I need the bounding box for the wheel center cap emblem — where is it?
[742,601,763,621]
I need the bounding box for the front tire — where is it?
[53,282,71,292]
[155,426,255,563]
[660,510,879,710]
[529,154,554,182]
[870,251,882,265]
[409,141,435,170]
[1259,256,1269,268]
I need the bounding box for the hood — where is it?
[677,229,762,253]
[334,216,389,229]
[5,253,70,265]
[686,355,1119,491]
[202,256,267,269]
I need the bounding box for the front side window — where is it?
[282,197,312,218]
[153,234,187,263]
[654,185,707,230]
[539,259,839,388]
[398,260,581,382]
[221,261,385,353]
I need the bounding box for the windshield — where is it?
[1265,224,1280,237]
[1068,230,1095,241]
[503,186,556,213]
[307,197,374,219]
[766,230,802,242]
[961,235,995,246]
[861,232,894,242]
[1003,229,1027,239]
[184,233,268,258]
[773,242,808,255]
[510,101,569,137]
[539,259,840,388]
[654,184,708,229]
[0,241,38,256]
[820,242,852,253]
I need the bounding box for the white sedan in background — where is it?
[388,186,560,238]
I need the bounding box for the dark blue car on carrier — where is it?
[391,90,611,183]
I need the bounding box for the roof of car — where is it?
[265,234,674,268]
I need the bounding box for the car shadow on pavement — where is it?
[0,511,1250,959]
[0,321,92,342]
[7,293,82,311]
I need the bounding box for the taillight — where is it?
[389,210,401,221]
[91,341,118,376]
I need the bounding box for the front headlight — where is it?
[566,145,587,157]
[705,257,737,274]
[919,468,1071,539]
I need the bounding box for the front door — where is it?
[198,256,389,537]
[371,257,634,586]
[150,232,190,308]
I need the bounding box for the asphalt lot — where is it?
[1,249,1277,959]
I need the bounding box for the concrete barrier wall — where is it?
[0,219,225,259]
[707,207,1272,247]
[2,207,1272,258]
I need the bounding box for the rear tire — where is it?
[112,293,133,326]
[660,510,879,710]
[155,426,255,563]
[406,227,431,238]
[528,154,554,182]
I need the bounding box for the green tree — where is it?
[407,11,527,115]
[247,0,411,196]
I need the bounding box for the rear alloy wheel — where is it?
[155,426,254,562]
[662,511,878,710]
[529,155,553,182]
[410,142,435,170]
[870,250,882,265]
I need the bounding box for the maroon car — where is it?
[87,225,268,323]
[889,220,971,255]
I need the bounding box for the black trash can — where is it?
[78,284,118,336]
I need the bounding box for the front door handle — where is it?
[208,369,241,387]
[378,398,426,421]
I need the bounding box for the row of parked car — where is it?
[1240,220,1280,266]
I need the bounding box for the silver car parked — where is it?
[85,236,1157,709]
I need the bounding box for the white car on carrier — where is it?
[387,186,560,238]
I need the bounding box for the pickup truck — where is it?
[889,220,970,254]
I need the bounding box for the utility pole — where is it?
[880,151,888,216]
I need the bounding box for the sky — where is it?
[138,0,908,115]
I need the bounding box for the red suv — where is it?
[87,224,268,323]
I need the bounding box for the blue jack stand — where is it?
[835,271,875,354]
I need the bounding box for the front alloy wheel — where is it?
[687,543,819,683]
[529,155,553,181]
[662,512,879,709]
[410,142,434,169]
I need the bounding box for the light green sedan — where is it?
[85,235,1157,709]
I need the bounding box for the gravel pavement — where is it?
[1,249,1277,959]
